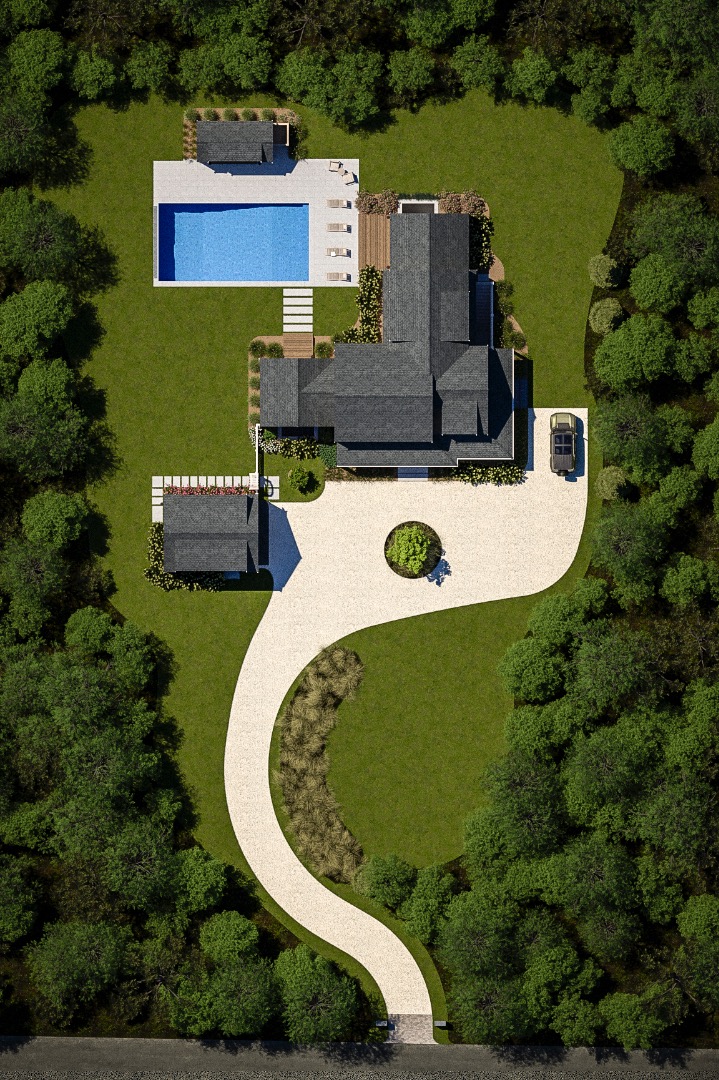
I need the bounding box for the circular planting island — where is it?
[384,520,442,579]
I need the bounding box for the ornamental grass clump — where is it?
[143,523,222,592]
[276,648,365,882]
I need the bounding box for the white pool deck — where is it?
[153,152,360,288]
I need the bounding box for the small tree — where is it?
[288,465,315,493]
[661,555,719,607]
[693,415,719,479]
[399,865,455,943]
[688,286,719,329]
[0,280,73,359]
[354,853,416,909]
[71,49,117,100]
[609,116,674,177]
[6,28,65,105]
[125,41,171,92]
[199,911,259,963]
[629,253,684,312]
[388,47,434,104]
[593,314,675,391]
[275,945,359,1042]
[599,991,668,1050]
[0,855,37,944]
[0,358,89,480]
[508,48,557,103]
[588,253,621,288]
[21,490,88,548]
[591,500,665,604]
[27,921,129,1023]
[498,637,566,703]
[589,297,623,335]
[450,35,504,91]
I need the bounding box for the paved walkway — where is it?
[225,409,588,1044]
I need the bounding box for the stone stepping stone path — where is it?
[283,287,313,334]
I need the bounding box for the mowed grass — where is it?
[49,92,618,898]
[300,94,622,406]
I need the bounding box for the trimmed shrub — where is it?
[203,107,220,120]
[629,254,684,312]
[221,107,236,121]
[589,298,624,336]
[266,342,284,358]
[354,190,399,215]
[184,107,199,122]
[609,116,674,178]
[317,443,337,468]
[588,253,621,288]
[249,357,261,373]
[314,340,333,359]
[288,465,315,493]
[249,375,260,390]
[502,323,527,349]
[249,338,267,357]
[249,392,260,409]
[240,108,256,120]
[260,107,275,121]
[354,854,416,909]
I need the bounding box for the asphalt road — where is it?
[0,1038,718,1077]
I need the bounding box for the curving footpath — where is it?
[224,409,588,1044]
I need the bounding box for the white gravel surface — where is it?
[224,409,588,1044]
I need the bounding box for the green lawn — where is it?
[48,92,619,971]
[299,96,622,406]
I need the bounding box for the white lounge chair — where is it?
[326,199,352,208]
[342,170,355,185]
[329,160,342,172]
[327,272,351,281]
[327,247,351,256]
[327,222,350,232]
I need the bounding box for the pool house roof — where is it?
[163,494,261,573]
[196,120,274,165]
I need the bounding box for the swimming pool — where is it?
[157,203,309,282]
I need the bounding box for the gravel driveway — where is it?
[225,408,588,1044]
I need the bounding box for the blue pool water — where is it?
[157,203,309,282]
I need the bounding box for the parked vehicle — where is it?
[550,412,577,476]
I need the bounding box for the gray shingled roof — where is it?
[260,357,299,427]
[442,398,478,435]
[163,495,260,573]
[196,121,274,164]
[255,213,514,466]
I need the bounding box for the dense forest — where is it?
[0,0,718,1047]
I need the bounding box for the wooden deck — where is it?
[282,332,314,358]
[358,213,390,270]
